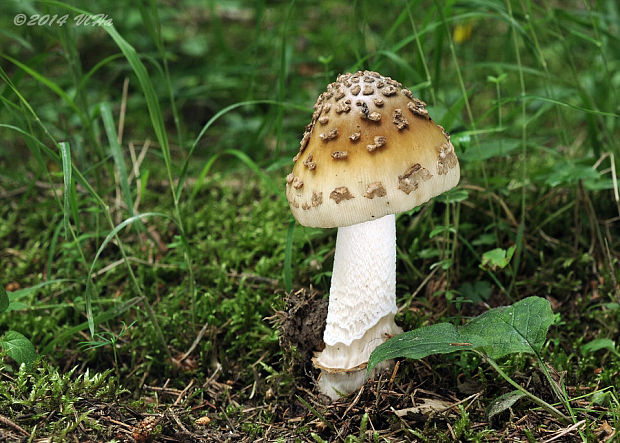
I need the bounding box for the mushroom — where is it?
[285,71,460,400]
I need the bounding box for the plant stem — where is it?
[480,352,570,424]
[480,350,571,423]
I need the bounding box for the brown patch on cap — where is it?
[303,153,316,170]
[318,115,329,125]
[331,151,348,160]
[373,97,384,107]
[335,99,351,114]
[367,111,381,122]
[349,132,361,142]
[299,132,310,152]
[402,88,414,99]
[302,202,311,210]
[350,84,361,95]
[407,99,430,119]
[385,77,402,88]
[330,187,354,203]
[382,85,398,96]
[362,84,374,95]
[392,108,409,130]
[363,182,387,199]
[398,163,432,194]
[367,135,387,152]
[320,128,338,142]
[437,142,458,175]
[333,88,345,101]
[292,176,304,190]
[286,173,294,184]
[311,191,323,207]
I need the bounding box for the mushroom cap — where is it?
[286,70,460,228]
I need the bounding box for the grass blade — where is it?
[100,19,174,200]
[44,296,144,353]
[99,102,135,219]
[58,142,72,239]
[0,54,87,126]
[180,99,308,202]
[85,212,174,337]
[190,148,282,201]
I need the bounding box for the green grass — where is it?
[0,0,618,440]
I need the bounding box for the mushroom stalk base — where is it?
[317,360,394,402]
[315,214,402,400]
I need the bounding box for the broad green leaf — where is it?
[458,280,492,304]
[0,331,36,365]
[480,245,516,270]
[5,301,28,312]
[368,323,485,367]
[486,390,526,420]
[461,297,554,359]
[368,297,554,372]
[542,162,600,188]
[459,139,520,162]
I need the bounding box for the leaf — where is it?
[100,103,135,220]
[0,331,36,365]
[86,212,175,336]
[459,139,521,162]
[5,301,28,312]
[435,188,469,203]
[472,233,496,246]
[0,284,8,313]
[368,323,485,367]
[581,338,618,356]
[59,141,72,239]
[480,245,516,270]
[429,226,456,238]
[460,296,554,359]
[458,280,492,303]
[486,390,526,420]
[368,297,554,373]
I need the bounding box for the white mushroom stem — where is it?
[314,214,402,400]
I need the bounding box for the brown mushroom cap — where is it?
[286,70,460,228]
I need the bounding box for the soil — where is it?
[276,287,328,368]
